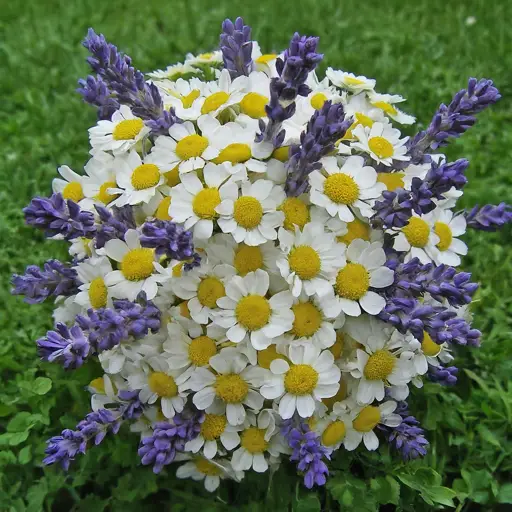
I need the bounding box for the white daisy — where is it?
[52,165,86,205]
[185,50,223,68]
[147,62,197,80]
[213,269,294,350]
[309,155,384,222]
[375,163,429,193]
[392,213,440,263]
[88,105,150,155]
[156,76,207,120]
[237,71,271,121]
[260,344,341,419]
[402,330,453,377]
[216,180,285,246]
[326,68,376,93]
[81,151,119,208]
[176,457,240,492]
[74,256,114,309]
[368,92,415,125]
[352,122,409,166]
[330,240,395,317]
[315,408,353,450]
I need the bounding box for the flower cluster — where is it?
[12,17,510,492]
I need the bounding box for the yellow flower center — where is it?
[284,364,319,395]
[288,245,321,280]
[233,244,264,276]
[95,180,118,204]
[197,276,225,308]
[329,332,345,359]
[322,420,346,446]
[62,182,84,203]
[337,219,371,245]
[335,263,370,300]
[257,344,286,370]
[355,112,374,127]
[434,222,453,252]
[201,91,230,114]
[195,458,222,476]
[213,143,252,164]
[290,302,323,338]
[256,54,277,64]
[353,406,381,432]
[175,134,209,160]
[271,146,290,162]
[192,188,221,220]
[188,336,217,366]
[88,277,108,309]
[155,196,172,221]
[235,295,271,331]
[200,414,227,441]
[241,427,268,454]
[179,300,191,318]
[344,76,365,86]
[89,377,105,394]
[131,164,161,190]
[377,172,405,191]
[164,165,181,187]
[198,52,214,60]
[279,198,310,231]
[402,217,430,248]
[323,173,360,205]
[372,101,398,116]
[310,93,328,110]
[240,92,268,119]
[181,89,201,108]
[112,118,144,140]
[233,196,263,229]
[148,372,178,397]
[368,136,394,159]
[214,373,249,403]
[121,248,154,281]
[363,350,395,380]
[322,377,347,409]
[421,331,442,356]
[172,262,185,277]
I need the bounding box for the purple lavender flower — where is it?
[138,410,203,474]
[140,219,200,269]
[427,364,458,386]
[145,107,182,136]
[118,390,144,420]
[12,260,80,304]
[76,74,120,120]
[285,101,352,196]
[94,205,135,249]
[43,429,86,471]
[24,193,96,240]
[220,17,254,78]
[372,189,416,229]
[465,202,512,232]
[37,324,90,369]
[282,418,331,489]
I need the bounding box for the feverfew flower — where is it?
[368,92,416,125]
[74,257,114,309]
[52,165,87,205]
[326,68,376,93]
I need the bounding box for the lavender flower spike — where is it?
[76,74,120,120]
[428,364,459,386]
[94,205,136,249]
[285,101,352,196]
[465,202,512,231]
[220,17,254,78]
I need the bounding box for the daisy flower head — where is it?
[185,50,223,68]
[176,456,241,492]
[74,256,114,309]
[309,156,384,222]
[368,92,416,125]
[343,400,401,451]
[213,269,294,350]
[103,229,163,300]
[326,68,376,93]
[147,62,197,80]
[276,222,345,297]
[88,105,150,155]
[351,121,409,166]
[331,239,394,317]
[392,212,440,263]
[157,77,207,121]
[237,71,271,121]
[376,162,429,193]
[260,344,341,419]
[216,180,285,246]
[316,407,353,450]
[81,152,119,208]
[187,347,266,425]
[254,53,278,75]
[52,165,87,205]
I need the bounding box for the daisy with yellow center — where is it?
[216,179,285,247]
[157,76,206,120]
[351,121,409,166]
[89,374,120,412]
[237,71,271,120]
[309,156,384,222]
[316,408,353,450]
[74,257,113,310]
[405,330,453,377]
[276,222,345,297]
[176,457,233,492]
[52,165,86,205]
[213,269,294,350]
[103,229,164,301]
[187,348,266,425]
[326,68,376,93]
[185,50,223,67]
[80,151,120,209]
[330,239,394,317]
[260,344,341,419]
[368,92,416,125]
[88,105,149,155]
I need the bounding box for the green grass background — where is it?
[1,0,511,510]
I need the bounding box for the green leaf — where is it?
[32,377,52,395]
[18,445,32,464]
[498,483,512,504]
[8,431,30,446]
[422,486,457,507]
[370,476,400,505]
[295,495,321,512]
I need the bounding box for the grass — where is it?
[1,0,511,510]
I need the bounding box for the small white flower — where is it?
[315,408,353,450]
[326,68,376,93]
[392,213,440,263]
[74,256,114,309]
[52,165,87,205]
[148,62,197,80]
[368,92,415,125]
[81,151,119,208]
[185,50,223,67]
[176,457,240,492]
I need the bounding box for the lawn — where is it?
[1,0,511,510]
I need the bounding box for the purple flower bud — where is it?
[37,324,90,369]
[94,205,136,249]
[427,364,458,386]
[465,202,512,232]
[220,17,254,78]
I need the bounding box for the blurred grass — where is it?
[1,0,511,510]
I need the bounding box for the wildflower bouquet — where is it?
[12,16,511,492]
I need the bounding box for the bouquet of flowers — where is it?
[12,16,511,492]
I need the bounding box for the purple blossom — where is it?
[94,205,136,249]
[281,418,331,489]
[220,17,254,78]
[145,107,182,136]
[464,202,512,232]
[285,101,352,196]
[11,260,80,304]
[372,189,416,229]
[37,324,90,369]
[24,193,96,240]
[138,410,203,474]
[76,74,120,120]
[427,364,458,386]
[140,219,200,269]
